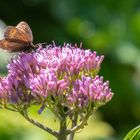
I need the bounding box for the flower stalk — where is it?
[58,116,67,140]
[20,110,59,137]
[69,112,78,140]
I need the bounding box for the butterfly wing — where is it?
[16,21,33,42]
[0,39,27,52]
[4,26,29,43]
[0,21,34,52]
[4,21,33,43]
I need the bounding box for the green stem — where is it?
[4,105,18,112]
[20,110,59,138]
[58,116,67,140]
[66,113,91,135]
[69,113,78,140]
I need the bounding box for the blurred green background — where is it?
[0,0,140,139]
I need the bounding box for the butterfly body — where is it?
[0,21,34,52]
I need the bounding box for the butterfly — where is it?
[0,21,35,52]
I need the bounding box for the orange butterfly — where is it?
[0,21,34,52]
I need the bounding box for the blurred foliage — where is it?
[0,0,140,139]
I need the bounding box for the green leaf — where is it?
[124,125,140,140]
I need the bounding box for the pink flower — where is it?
[67,76,113,109]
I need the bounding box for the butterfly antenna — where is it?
[30,42,36,48]
[80,42,83,48]
[52,40,56,47]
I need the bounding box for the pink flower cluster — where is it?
[0,44,113,111]
[67,76,112,109]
